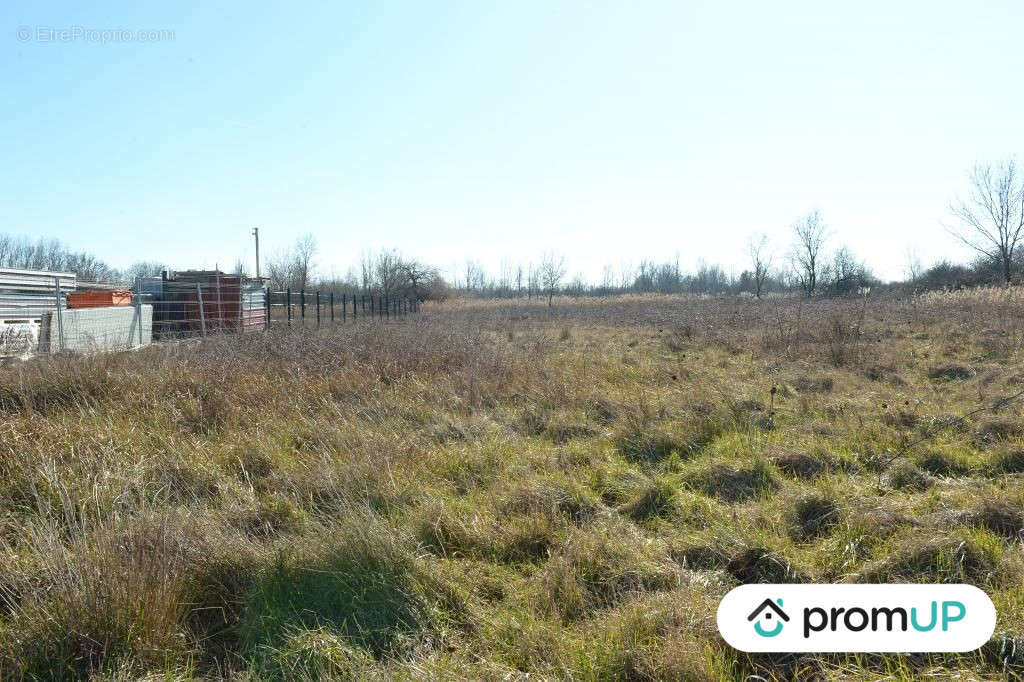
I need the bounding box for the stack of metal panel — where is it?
[0,268,76,358]
[150,271,267,339]
[0,268,76,321]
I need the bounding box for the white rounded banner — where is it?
[717,584,996,652]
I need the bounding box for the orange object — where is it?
[66,290,133,309]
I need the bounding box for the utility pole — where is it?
[252,227,261,279]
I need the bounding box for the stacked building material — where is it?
[146,270,267,339]
[0,268,76,358]
[0,268,76,321]
[67,290,132,309]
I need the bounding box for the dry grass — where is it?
[0,290,1022,679]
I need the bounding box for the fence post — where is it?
[53,276,64,352]
[370,296,375,317]
[300,289,306,323]
[316,291,321,328]
[330,292,335,324]
[385,295,390,320]
[265,287,271,331]
[342,293,346,322]
[135,276,143,346]
[352,293,356,320]
[362,295,366,314]
[286,288,292,326]
[196,283,207,337]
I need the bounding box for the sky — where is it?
[2,1,1023,284]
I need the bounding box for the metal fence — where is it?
[267,289,420,328]
[0,270,422,359]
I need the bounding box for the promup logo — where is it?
[719,584,996,653]
[748,598,789,637]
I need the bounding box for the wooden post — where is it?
[330,292,335,323]
[265,287,271,331]
[287,288,292,327]
[316,291,321,328]
[300,289,306,323]
[342,293,346,322]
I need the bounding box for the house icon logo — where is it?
[748,598,789,637]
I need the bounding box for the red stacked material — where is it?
[66,291,132,309]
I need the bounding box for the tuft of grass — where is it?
[858,533,1001,583]
[616,477,680,522]
[685,460,778,503]
[239,514,450,661]
[788,493,841,541]
[927,364,974,381]
[885,460,933,491]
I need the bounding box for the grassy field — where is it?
[1,290,1024,680]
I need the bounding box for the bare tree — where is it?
[949,160,1024,285]
[791,210,828,297]
[538,251,566,306]
[123,261,167,281]
[747,233,772,298]
[292,233,317,290]
[265,234,317,290]
[904,247,923,284]
[402,259,438,301]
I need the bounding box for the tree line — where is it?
[3,158,1021,300]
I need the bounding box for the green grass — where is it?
[0,291,1023,679]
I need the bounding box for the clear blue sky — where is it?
[3,1,1022,283]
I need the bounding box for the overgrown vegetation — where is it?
[0,289,1023,679]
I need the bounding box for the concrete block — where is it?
[40,305,152,354]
